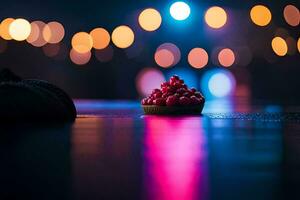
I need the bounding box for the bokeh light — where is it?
[250,5,272,26]
[188,48,209,69]
[138,8,162,31]
[26,22,40,43]
[43,21,65,44]
[169,1,191,21]
[156,43,181,67]
[29,21,48,47]
[111,25,134,48]
[298,38,300,53]
[71,32,93,53]
[0,18,15,40]
[136,68,165,97]
[70,48,91,65]
[90,28,110,50]
[283,5,300,27]
[42,43,61,57]
[205,6,227,29]
[9,18,31,41]
[154,49,174,68]
[201,69,236,99]
[94,45,114,62]
[218,48,235,67]
[271,37,288,56]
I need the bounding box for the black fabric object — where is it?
[0,69,76,122]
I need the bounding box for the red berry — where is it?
[166,95,178,106]
[190,96,201,105]
[190,87,196,93]
[194,92,203,98]
[176,88,187,95]
[181,84,188,89]
[147,98,154,105]
[153,98,166,106]
[152,88,161,94]
[153,92,162,99]
[183,92,191,97]
[141,98,148,105]
[179,96,191,106]
[179,79,184,84]
[161,82,169,88]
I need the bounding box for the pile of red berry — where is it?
[141,75,205,106]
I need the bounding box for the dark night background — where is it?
[0,0,299,101]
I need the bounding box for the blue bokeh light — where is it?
[169,1,191,21]
[201,69,236,99]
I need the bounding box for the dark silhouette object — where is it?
[0,69,76,122]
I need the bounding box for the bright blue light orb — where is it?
[201,69,236,99]
[208,73,232,98]
[170,1,191,21]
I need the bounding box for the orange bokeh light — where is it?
[283,5,300,27]
[29,21,48,47]
[90,28,110,50]
[26,22,40,43]
[43,21,65,44]
[138,8,162,31]
[111,25,134,48]
[0,18,15,40]
[205,6,227,29]
[71,32,93,53]
[154,49,175,68]
[271,37,288,56]
[250,5,272,26]
[218,48,235,67]
[188,48,209,69]
[70,48,91,65]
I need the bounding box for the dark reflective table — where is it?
[1,99,300,200]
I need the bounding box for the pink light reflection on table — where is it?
[143,116,209,200]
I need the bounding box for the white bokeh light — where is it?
[208,73,232,98]
[170,1,191,21]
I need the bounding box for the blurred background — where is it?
[0,0,299,102]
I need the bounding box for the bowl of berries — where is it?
[141,75,205,115]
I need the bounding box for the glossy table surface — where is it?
[1,99,300,200]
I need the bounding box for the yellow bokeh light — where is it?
[0,18,15,40]
[250,5,272,26]
[205,6,227,29]
[71,32,93,53]
[90,28,110,50]
[43,21,65,44]
[9,18,31,41]
[271,37,288,56]
[112,25,134,48]
[138,8,162,31]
